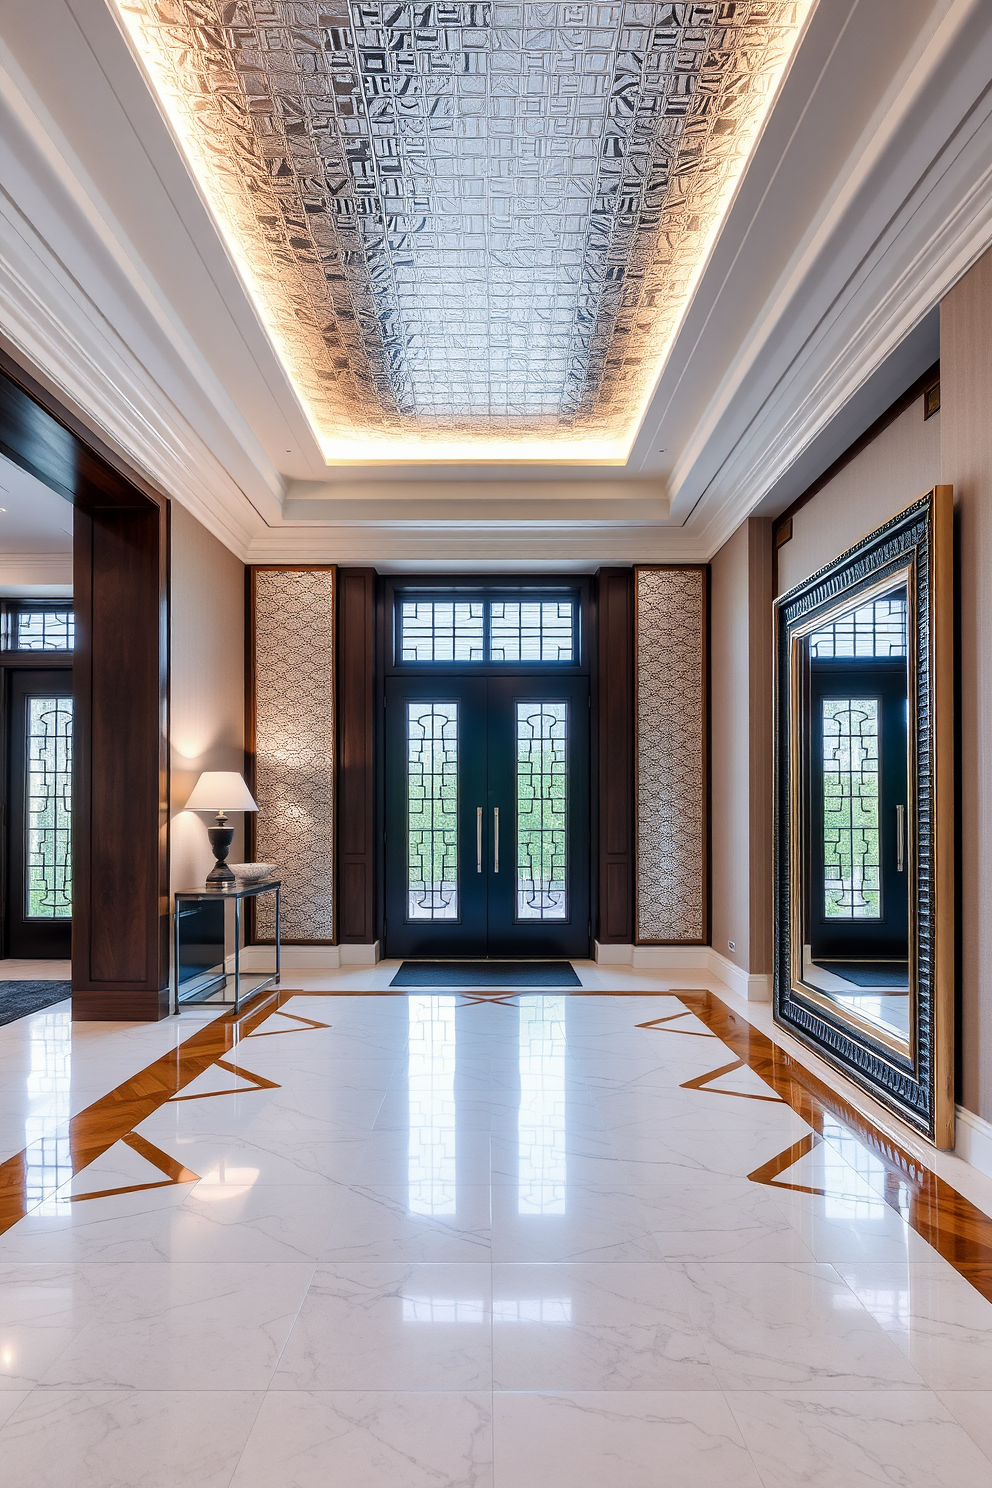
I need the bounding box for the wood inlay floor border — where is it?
[677,988,992,1303]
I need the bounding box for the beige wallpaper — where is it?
[942,246,992,1124]
[169,503,246,894]
[709,519,773,977]
[777,398,941,596]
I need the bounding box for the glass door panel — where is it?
[3,669,73,959]
[407,702,459,922]
[515,700,568,922]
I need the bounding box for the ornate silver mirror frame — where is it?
[774,489,954,1145]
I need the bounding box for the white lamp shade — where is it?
[185,771,258,813]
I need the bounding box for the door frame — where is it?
[376,574,598,957]
[0,352,170,1019]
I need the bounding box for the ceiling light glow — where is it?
[111,1,812,465]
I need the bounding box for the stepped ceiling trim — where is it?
[112,0,810,463]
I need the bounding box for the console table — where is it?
[174,879,281,1012]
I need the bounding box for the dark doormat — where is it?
[0,981,71,1027]
[814,962,909,990]
[390,961,582,988]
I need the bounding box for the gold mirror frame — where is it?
[773,488,954,1146]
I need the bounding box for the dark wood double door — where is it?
[384,674,590,958]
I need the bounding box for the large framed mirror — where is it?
[774,488,954,1145]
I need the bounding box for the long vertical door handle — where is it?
[896,804,905,872]
[493,807,500,873]
[476,807,483,873]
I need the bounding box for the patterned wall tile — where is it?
[114,1,811,456]
[635,565,705,941]
[252,568,335,941]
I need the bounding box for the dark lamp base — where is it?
[206,825,235,884]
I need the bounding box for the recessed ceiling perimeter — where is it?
[113,1,812,463]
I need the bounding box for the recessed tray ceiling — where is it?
[113,0,811,463]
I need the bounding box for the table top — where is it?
[174,878,281,901]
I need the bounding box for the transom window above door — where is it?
[397,596,577,666]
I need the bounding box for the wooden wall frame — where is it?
[0,353,170,1019]
[337,568,376,945]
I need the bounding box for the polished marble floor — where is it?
[1,980,992,1485]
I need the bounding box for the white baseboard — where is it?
[593,942,771,1002]
[955,1105,992,1182]
[706,949,773,1004]
[234,942,380,971]
[340,942,381,966]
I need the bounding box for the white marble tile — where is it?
[0,1265,122,1389]
[357,1127,491,1186]
[672,1262,927,1389]
[0,1389,263,1488]
[39,1263,313,1388]
[637,1182,817,1263]
[273,1262,491,1389]
[322,1184,492,1262]
[491,1391,763,1488]
[728,1389,992,1487]
[937,1392,992,1464]
[834,1260,992,1388]
[772,1190,937,1264]
[0,1182,344,1263]
[230,1390,493,1488]
[492,1262,716,1389]
[491,1183,662,1262]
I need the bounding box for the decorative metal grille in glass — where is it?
[822,699,881,920]
[8,609,74,651]
[408,702,459,921]
[400,602,484,662]
[407,995,456,1216]
[809,594,907,658]
[491,602,575,663]
[25,696,73,920]
[518,995,566,1216]
[516,702,568,921]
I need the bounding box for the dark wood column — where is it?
[595,567,634,944]
[0,355,170,1020]
[336,567,376,944]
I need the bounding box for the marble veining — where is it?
[0,981,991,1484]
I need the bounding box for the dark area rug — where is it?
[814,962,909,990]
[390,961,581,988]
[0,981,71,1027]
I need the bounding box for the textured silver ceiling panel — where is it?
[116,1,810,457]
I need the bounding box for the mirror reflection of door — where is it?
[383,591,590,959]
[801,586,910,1044]
[3,669,73,959]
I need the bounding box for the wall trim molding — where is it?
[954,1105,992,1182]
[593,942,772,1003]
[238,941,381,972]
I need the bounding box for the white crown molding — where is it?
[1,2,991,566]
[0,552,72,584]
[674,0,992,556]
[0,45,283,556]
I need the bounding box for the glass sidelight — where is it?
[3,671,73,958]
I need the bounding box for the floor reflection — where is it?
[407,995,456,1215]
[24,1009,71,1215]
[518,995,566,1216]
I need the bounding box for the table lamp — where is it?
[185,771,258,885]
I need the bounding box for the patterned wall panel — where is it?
[252,568,335,941]
[635,566,707,943]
